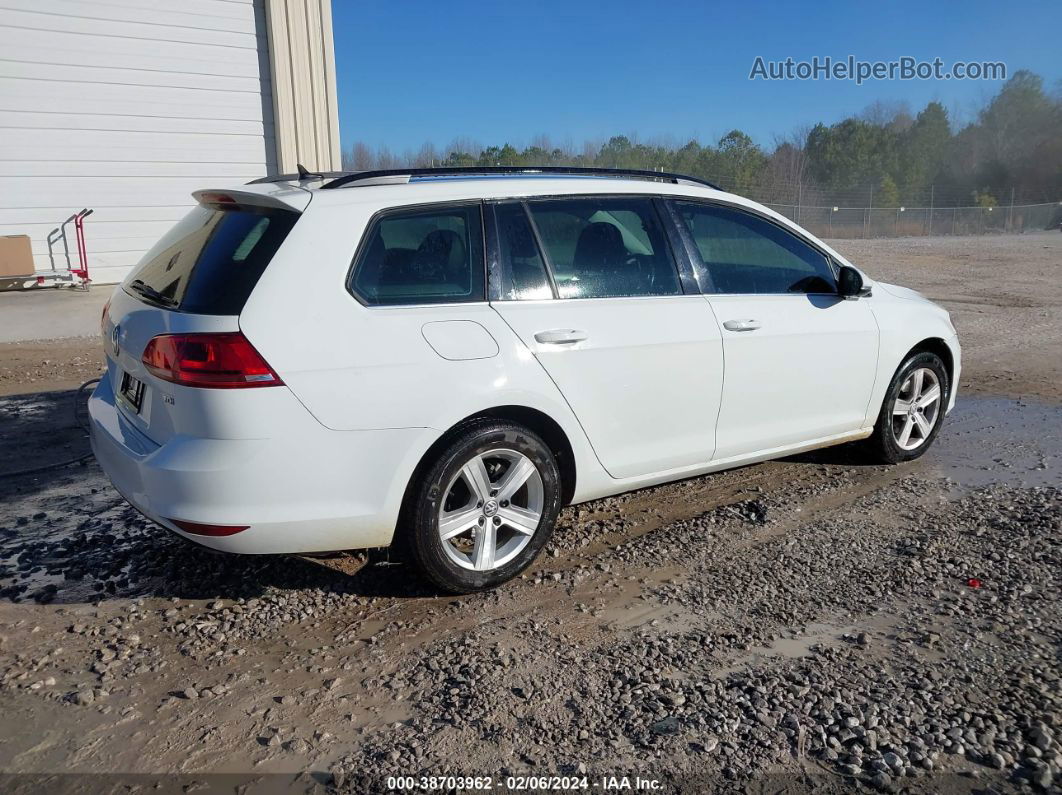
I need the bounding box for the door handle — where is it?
[723,319,762,332]
[534,328,588,345]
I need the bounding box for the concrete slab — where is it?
[0,286,113,343]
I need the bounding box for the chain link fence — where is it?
[759,202,1062,239]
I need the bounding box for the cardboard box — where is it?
[0,235,35,278]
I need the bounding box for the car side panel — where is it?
[492,295,724,479]
[240,192,959,547]
[239,200,610,509]
[706,293,879,460]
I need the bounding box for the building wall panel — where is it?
[0,0,276,284]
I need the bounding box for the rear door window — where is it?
[123,205,299,315]
[351,204,484,305]
[525,197,680,299]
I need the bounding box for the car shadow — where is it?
[780,442,886,467]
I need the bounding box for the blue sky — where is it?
[331,0,1062,154]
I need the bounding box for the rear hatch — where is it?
[101,187,308,445]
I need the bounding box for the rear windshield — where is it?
[123,205,298,315]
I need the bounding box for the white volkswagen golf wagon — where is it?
[90,167,960,593]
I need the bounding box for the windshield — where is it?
[123,205,299,315]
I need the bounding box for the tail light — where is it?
[142,332,283,389]
[101,298,111,337]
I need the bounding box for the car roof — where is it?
[220,171,740,212]
[196,169,861,274]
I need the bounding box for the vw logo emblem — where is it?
[483,499,499,517]
[111,324,121,357]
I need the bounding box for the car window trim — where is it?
[484,201,559,301]
[346,199,488,308]
[667,198,840,297]
[519,201,561,299]
[484,201,503,302]
[520,194,688,301]
[655,197,704,295]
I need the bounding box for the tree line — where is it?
[344,71,1061,209]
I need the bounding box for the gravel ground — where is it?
[0,233,1059,794]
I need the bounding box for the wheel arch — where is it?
[905,337,955,396]
[403,406,578,518]
[474,406,577,505]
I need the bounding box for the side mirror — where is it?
[837,265,870,299]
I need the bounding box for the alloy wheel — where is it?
[437,449,544,571]
[891,367,942,451]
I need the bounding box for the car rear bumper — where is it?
[88,376,435,554]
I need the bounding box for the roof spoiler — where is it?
[192,188,310,213]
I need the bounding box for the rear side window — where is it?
[525,197,680,299]
[351,204,484,306]
[674,202,836,294]
[124,205,298,315]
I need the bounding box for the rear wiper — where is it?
[128,279,178,307]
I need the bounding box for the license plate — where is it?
[119,372,145,413]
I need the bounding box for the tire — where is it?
[867,351,949,464]
[404,420,562,593]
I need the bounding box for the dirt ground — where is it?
[0,233,1059,794]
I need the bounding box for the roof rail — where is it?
[318,166,722,191]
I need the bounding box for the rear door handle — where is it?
[723,319,762,332]
[534,328,588,345]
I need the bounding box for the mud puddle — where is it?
[927,395,1060,487]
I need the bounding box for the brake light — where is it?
[142,332,283,389]
[198,192,237,206]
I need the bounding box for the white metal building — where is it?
[0,0,340,284]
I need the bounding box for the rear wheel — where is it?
[867,351,949,463]
[405,420,561,593]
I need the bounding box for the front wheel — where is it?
[867,351,949,464]
[404,420,562,593]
